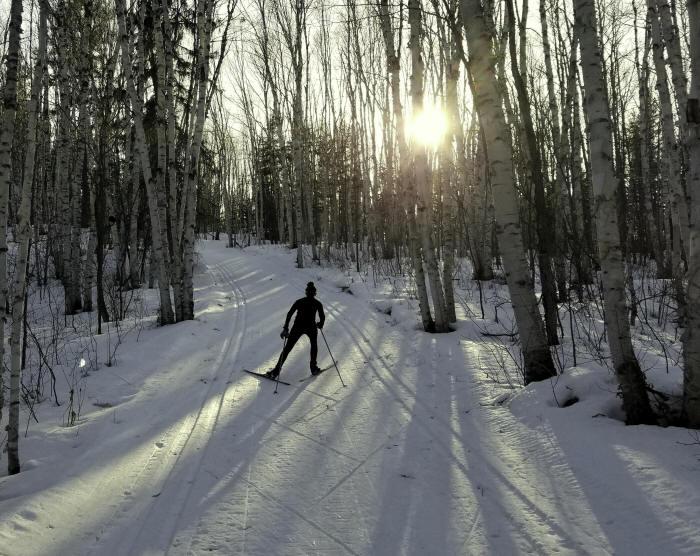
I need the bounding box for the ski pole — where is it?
[320,328,345,387]
[274,337,287,394]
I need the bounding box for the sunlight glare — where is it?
[406,103,447,148]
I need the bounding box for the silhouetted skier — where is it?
[267,282,325,379]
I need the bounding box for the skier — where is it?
[267,282,325,379]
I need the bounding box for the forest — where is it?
[0,0,699,552]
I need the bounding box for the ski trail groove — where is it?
[173,258,360,555]
[162,262,250,554]
[90,262,247,555]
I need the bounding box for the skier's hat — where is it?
[305,281,316,295]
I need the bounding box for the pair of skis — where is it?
[242,366,333,387]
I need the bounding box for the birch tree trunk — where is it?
[442,27,460,323]
[409,0,450,332]
[83,158,97,313]
[292,4,305,268]
[378,0,434,331]
[116,0,174,324]
[681,0,700,426]
[505,0,559,345]
[10,0,47,468]
[181,0,214,320]
[0,0,23,431]
[460,0,556,383]
[574,0,655,424]
[156,0,184,319]
[656,0,689,141]
[78,6,95,313]
[569,48,593,287]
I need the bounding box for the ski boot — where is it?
[266,367,280,380]
[311,365,322,376]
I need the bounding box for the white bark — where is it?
[115,0,174,324]
[2,0,24,476]
[460,0,555,383]
[378,0,434,331]
[568,45,592,285]
[181,0,214,319]
[656,0,689,139]
[155,0,184,318]
[574,0,654,424]
[649,1,689,254]
[442,28,460,323]
[8,0,47,476]
[78,24,94,313]
[409,0,450,332]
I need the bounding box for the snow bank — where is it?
[510,366,625,425]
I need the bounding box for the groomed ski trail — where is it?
[3,241,700,555]
[86,262,248,554]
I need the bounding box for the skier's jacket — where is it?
[285,297,325,330]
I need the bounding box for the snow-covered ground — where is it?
[1,240,700,555]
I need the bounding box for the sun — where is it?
[405,103,447,148]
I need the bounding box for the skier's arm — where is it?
[317,302,325,329]
[284,301,298,329]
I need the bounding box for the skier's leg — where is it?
[269,327,302,378]
[308,328,319,372]
[280,327,302,365]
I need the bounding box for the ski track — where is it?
[84,262,248,555]
[169,256,370,556]
[5,243,700,555]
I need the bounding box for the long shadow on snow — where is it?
[542,406,700,553]
[367,335,459,555]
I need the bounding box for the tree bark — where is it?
[181,0,214,320]
[460,0,556,383]
[378,0,434,331]
[682,0,700,426]
[0,0,23,439]
[505,0,559,345]
[409,0,450,332]
[116,0,174,324]
[574,0,655,424]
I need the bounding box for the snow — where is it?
[1,240,700,555]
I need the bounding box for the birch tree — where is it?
[459,0,556,383]
[574,0,655,424]
[115,0,174,324]
[180,0,215,320]
[7,0,48,475]
[408,0,451,332]
[377,0,434,332]
[0,0,23,440]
